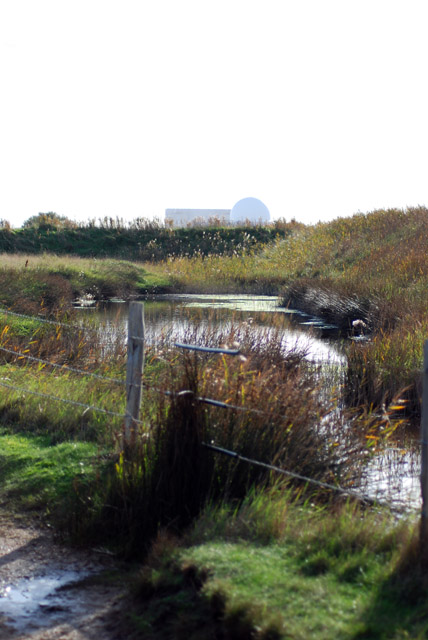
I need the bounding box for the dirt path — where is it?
[0,513,132,640]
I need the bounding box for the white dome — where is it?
[230,197,270,224]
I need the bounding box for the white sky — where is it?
[1,0,427,228]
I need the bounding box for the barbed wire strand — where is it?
[0,346,127,386]
[0,347,265,414]
[0,379,145,425]
[0,345,269,416]
[202,442,414,513]
[0,306,101,334]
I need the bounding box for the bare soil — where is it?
[0,512,134,640]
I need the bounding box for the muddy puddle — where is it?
[0,515,125,640]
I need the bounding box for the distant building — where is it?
[165,198,270,227]
[230,197,270,224]
[165,209,231,227]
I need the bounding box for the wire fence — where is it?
[0,303,420,514]
[0,305,100,334]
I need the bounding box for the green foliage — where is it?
[22,212,77,230]
[1,218,290,262]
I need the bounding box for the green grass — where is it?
[0,364,126,443]
[183,541,370,638]
[0,433,104,516]
[129,491,426,640]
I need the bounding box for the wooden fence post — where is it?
[124,302,145,447]
[420,340,428,544]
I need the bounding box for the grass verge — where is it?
[129,491,425,640]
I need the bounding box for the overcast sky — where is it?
[1,0,427,228]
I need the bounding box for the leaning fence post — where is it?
[420,341,428,544]
[124,302,145,447]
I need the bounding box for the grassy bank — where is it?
[0,253,171,312]
[131,494,423,640]
[160,206,428,309]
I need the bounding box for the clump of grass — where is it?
[129,528,285,640]
[0,432,105,520]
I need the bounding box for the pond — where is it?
[87,293,346,364]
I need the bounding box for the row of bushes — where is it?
[0,222,290,261]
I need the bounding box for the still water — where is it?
[91,293,346,364]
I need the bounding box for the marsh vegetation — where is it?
[1,206,428,637]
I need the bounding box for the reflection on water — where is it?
[0,568,94,634]
[359,445,420,512]
[93,294,346,365]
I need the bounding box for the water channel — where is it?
[93,293,345,363]
[81,292,420,514]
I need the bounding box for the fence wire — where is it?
[0,379,145,425]
[0,306,100,334]
[0,346,268,416]
[0,346,126,386]
[201,442,415,513]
